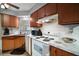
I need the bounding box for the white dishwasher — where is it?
[32,39,49,56]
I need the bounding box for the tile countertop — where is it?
[27,35,79,56]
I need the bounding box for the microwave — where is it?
[31,30,38,36]
[31,30,42,36]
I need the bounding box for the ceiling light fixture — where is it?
[4,3,9,8]
[0,3,9,9]
[1,4,5,9]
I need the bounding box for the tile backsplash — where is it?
[9,28,20,34]
[39,14,79,38]
[2,27,20,35]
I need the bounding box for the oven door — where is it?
[32,39,49,56]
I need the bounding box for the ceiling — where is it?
[8,3,36,11]
[0,3,46,16]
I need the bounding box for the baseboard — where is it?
[2,50,11,53]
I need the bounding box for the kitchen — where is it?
[0,3,79,56]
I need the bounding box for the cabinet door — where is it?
[50,46,63,56]
[2,37,10,50]
[56,48,75,56]
[30,21,42,27]
[74,4,79,23]
[2,37,15,51]
[9,37,14,50]
[2,14,10,27]
[31,11,38,21]
[58,4,74,25]
[13,16,18,27]
[45,3,57,16]
[10,15,19,27]
[30,21,38,27]
[37,23,42,27]
[50,46,56,56]
[2,14,19,27]
[38,6,45,19]
[14,37,25,49]
[50,46,75,56]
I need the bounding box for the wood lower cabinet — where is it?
[14,36,25,49]
[9,39,14,50]
[50,46,76,56]
[2,36,25,51]
[2,37,11,50]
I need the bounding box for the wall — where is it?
[0,14,2,49]
[2,27,20,35]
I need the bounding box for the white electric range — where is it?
[32,36,50,56]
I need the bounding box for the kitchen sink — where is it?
[61,37,77,43]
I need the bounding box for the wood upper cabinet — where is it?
[30,21,37,27]
[2,14,19,27]
[9,15,19,27]
[50,46,76,56]
[30,21,42,27]
[31,11,38,21]
[58,3,79,25]
[74,4,79,23]
[2,14,10,27]
[57,4,74,25]
[38,6,46,19]
[31,3,57,20]
[45,3,57,16]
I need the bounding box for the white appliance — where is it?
[32,39,49,56]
